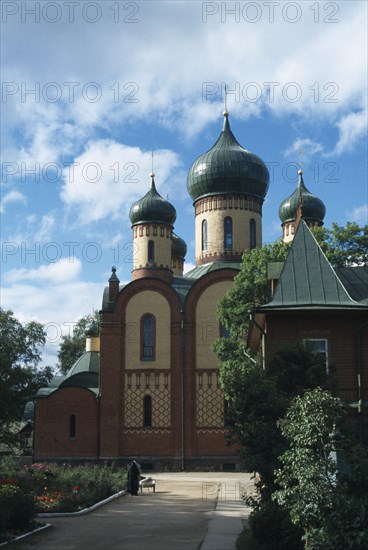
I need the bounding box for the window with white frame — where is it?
[304,339,329,373]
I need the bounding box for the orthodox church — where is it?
[33,111,330,469]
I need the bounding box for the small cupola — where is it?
[279,169,326,242]
[85,320,100,352]
[129,173,176,282]
[171,233,187,276]
[129,172,176,226]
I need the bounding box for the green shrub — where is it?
[248,500,303,550]
[20,462,127,513]
[0,483,36,535]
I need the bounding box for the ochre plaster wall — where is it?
[125,289,171,370]
[195,280,233,369]
[195,196,262,262]
[132,224,172,269]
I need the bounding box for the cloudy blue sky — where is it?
[1,0,367,366]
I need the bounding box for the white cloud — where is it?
[4,257,82,285]
[347,204,368,225]
[2,1,367,164]
[1,272,103,367]
[33,214,56,242]
[60,139,182,224]
[3,213,57,248]
[283,138,324,164]
[0,190,27,212]
[333,110,368,156]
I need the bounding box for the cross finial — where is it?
[298,148,303,172]
[223,83,229,116]
[150,151,155,178]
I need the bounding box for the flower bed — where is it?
[0,459,127,543]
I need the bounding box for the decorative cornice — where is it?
[195,194,262,216]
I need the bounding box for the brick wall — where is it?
[34,387,99,460]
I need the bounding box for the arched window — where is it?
[143,395,152,427]
[141,314,155,360]
[250,218,256,249]
[224,217,233,250]
[69,415,76,438]
[202,220,208,251]
[148,240,154,262]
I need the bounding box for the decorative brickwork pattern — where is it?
[196,370,224,428]
[194,195,262,215]
[124,371,171,428]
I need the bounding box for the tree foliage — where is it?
[219,344,328,489]
[274,388,368,549]
[216,239,290,341]
[57,311,100,375]
[312,222,368,267]
[0,308,53,448]
[214,220,367,546]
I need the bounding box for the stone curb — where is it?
[36,489,126,518]
[0,523,51,548]
[0,490,126,547]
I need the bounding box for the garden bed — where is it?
[0,460,127,545]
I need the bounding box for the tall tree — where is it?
[219,344,328,489]
[312,221,368,267]
[0,308,53,448]
[274,388,368,548]
[215,221,365,483]
[57,311,99,375]
[216,239,290,342]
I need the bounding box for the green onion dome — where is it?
[129,173,177,226]
[187,112,269,203]
[279,169,326,224]
[172,233,187,258]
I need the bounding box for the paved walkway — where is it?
[8,472,254,550]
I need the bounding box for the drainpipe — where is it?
[249,312,266,369]
[356,320,368,445]
[97,394,101,461]
[180,309,185,471]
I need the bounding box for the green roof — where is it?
[129,174,176,225]
[279,170,326,224]
[173,261,240,307]
[36,351,100,398]
[102,261,241,311]
[187,112,269,203]
[184,260,241,279]
[261,221,367,310]
[267,262,284,280]
[335,267,368,304]
[172,233,187,258]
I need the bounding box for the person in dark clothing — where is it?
[127,460,140,495]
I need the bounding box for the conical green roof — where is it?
[262,221,364,308]
[187,112,269,203]
[279,170,326,224]
[172,233,187,258]
[129,173,176,225]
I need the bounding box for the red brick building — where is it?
[34,112,270,469]
[248,221,368,443]
[34,116,366,467]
